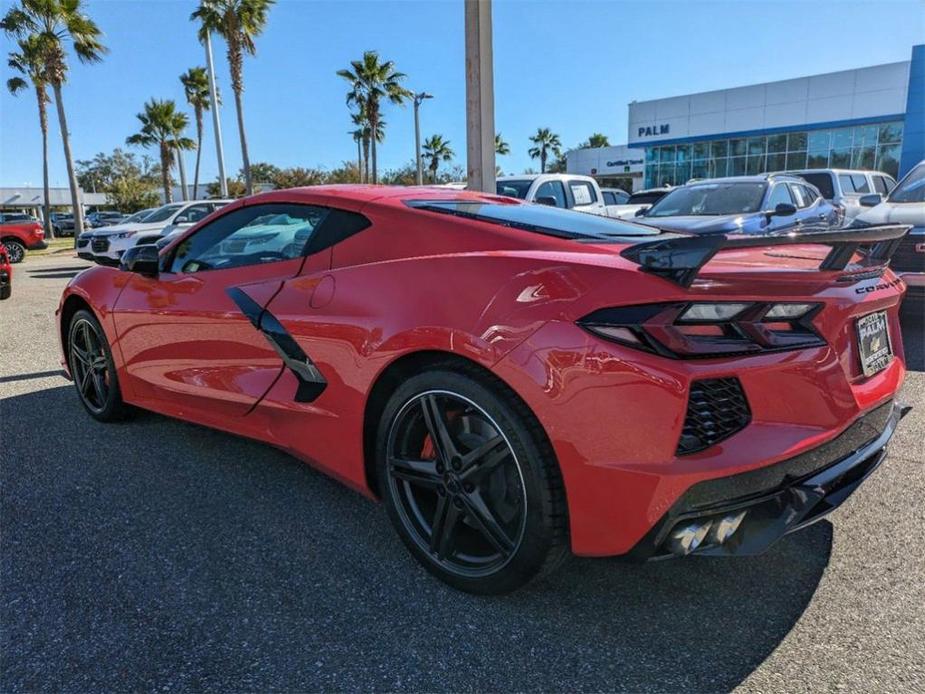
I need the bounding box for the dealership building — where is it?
[568,44,923,192]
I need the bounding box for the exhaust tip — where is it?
[707,511,747,545]
[666,520,712,556]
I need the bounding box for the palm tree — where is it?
[337,51,411,184]
[585,132,610,148]
[126,99,195,203]
[179,66,217,200]
[2,0,107,237]
[495,133,510,156]
[7,34,53,238]
[191,0,274,196]
[422,134,454,183]
[528,127,562,173]
[350,109,370,183]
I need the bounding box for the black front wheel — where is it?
[376,367,568,594]
[67,309,132,421]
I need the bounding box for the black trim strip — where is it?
[227,287,327,402]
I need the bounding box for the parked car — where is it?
[496,174,624,217]
[852,160,925,307]
[57,186,910,594]
[0,212,47,263]
[0,243,12,300]
[86,211,127,228]
[784,168,896,221]
[601,188,630,205]
[87,200,232,264]
[635,174,839,235]
[51,213,78,237]
[607,187,673,219]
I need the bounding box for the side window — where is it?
[174,204,213,225]
[800,185,819,205]
[851,174,870,193]
[534,180,567,208]
[169,203,330,273]
[766,184,793,209]
[568,180,598,206]
[602,191,616,205]
[872,176,892,195]
[788,184,808,208]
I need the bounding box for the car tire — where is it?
[67,309,132,422]
[376,366,569,594]
[3,240,25,264]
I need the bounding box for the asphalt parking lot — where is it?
[1,253,923,693]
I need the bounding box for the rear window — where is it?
[495,180,532,200]
[794,173,835,199]
[406,200,659,241]
[627,191,667,205]
[888,162,925,203]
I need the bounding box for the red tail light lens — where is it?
[578,302,824,358]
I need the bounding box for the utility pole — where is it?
[413,92,433,186]
[204,31,228,198]
[464,0,496,193]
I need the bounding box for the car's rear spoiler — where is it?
[620,224,912,287]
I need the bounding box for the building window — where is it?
[642,120,905,186]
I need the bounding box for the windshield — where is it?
[888,163,925,203]
[646,182,767,217]
[495,180,533,200]
[124,210,152,223]
[407,200,658,240]
[144,204,183,223]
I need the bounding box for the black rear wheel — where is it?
[376,367,568,594]
[67,309,131,421]
[3,240,25,264]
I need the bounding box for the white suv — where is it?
[88,200,232,264]
[784,169,896,220]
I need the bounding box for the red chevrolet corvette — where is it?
[57,185,911,593]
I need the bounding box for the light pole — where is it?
[414,92,433,186]
[465,0,496,193]
[204,31,228,198]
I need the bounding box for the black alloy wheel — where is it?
[4,240,25,264]
[377,368,568,594]
[67,310,131,421]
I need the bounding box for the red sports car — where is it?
[56,186,911,593]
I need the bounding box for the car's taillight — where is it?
[32,224,44,237]
[577,301,824,358]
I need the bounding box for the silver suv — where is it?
[784,169,896,221]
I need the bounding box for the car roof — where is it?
[242,184,519,210]
[680,174,800,186]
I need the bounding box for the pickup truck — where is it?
[495,174,626,217]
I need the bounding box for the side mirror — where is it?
[535,196,558,207]
[771,202,797,217]
[859,193,882,208]
[634,206,649,217]
[120,244,160,276]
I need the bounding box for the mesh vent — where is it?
[677,377,750,455]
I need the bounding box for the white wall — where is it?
[628,61,910,146]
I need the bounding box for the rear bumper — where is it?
[27,239,48,250]
[627,400,909,560]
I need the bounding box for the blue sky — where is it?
[2,0,924,187]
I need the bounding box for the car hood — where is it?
[636,214,756,234]
[93,222,164,236]
[854,202,925,226]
